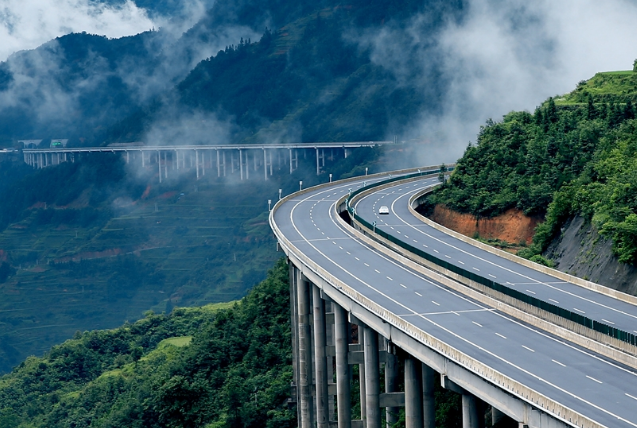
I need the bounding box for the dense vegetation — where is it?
[0,143,391,373]
[0,259,295,428]
[0,0,462,146]
[428,71,637,264]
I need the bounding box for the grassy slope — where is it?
[557,70,637,105]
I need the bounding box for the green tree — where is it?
[633,58,637,72]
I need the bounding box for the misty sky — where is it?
[2,0,637,164]
[0,0,157,61]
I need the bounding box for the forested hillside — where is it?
[427,70,637,268]
[0,259,295,427]
[0,0,462,146]
[0,258,472,428]
[0,143,389,373]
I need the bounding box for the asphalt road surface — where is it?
[353,178,637,336]
[273,175,637,427]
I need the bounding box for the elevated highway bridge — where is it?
[270,166,637,428]
[20,141,396,181]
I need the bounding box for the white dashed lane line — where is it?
[473,267,480,272]
[552,360,566,367]
[387,276,393,281]
[526,290,536,295]
[400,284,407,288]
[549,299,559,304]
[586,376,603,384]
[415,292,422,297]
[573,308,585,314]
[472,321,482,327]
[495,333,507,339]
[375,269,381,274]
[432,301,440,306]
[522,345,535,352]
[602,319,615,325]
[364,263,370,267]
[488,274,496,278]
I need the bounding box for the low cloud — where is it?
[356,0,637,164]
[0,0,157,61]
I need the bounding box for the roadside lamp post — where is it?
[373,221,377,233]
[365,167,368,176]
[299,181,303,191]
[279,189,282,200]
[268,199,272,211]
[329,173,332,182]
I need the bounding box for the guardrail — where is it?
[270,168,603,428]
[346,176,637,348]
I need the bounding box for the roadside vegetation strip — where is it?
[346,176,637,348]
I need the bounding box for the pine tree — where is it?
[534,107,543,126]
[625,100,635,120]
[546,97,558,124]
[587,94,596,120]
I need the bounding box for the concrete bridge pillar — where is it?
[491,407,505,426]
[462,393,480,428]
[297,273,313,428]
[313,285,329,428]
[405,356,423,428]
[363,326,381,428]
[334,303,351,428]
[385,341,399,427]
[422,363,435,428]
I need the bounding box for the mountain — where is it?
[0,0,463,146]
[425,70,637,293]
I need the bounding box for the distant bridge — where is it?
[21,141,396,182]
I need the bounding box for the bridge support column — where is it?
[405,356,423,428]
[358,325,366,422]
[491,408,504,426]
[422,364,435,428]
[334,304,351,428]
[239,150,243,180]
[196,150,200,179]
[364,326,380,428]
[385,341,399,427]
[264,149,268,181]
[313,285,329,428]
[158,151,162,183]
[269,150,273,176]
[289,264,301,422]
[216,150,220,177]
[316,148,320,176]
[164,152,168,179]
[297,274,313,428]
[462,393,480,428]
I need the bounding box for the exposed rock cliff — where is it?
[430,205,540,245]
[430,205,637,296]
[545,216,637,296]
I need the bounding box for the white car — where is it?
[378,206,389,215]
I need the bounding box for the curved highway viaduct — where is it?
[270,167,637,428]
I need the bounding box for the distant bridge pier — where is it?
[22,141,394,182]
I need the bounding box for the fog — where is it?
[358,0,637,164]
[0,0,157,62]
